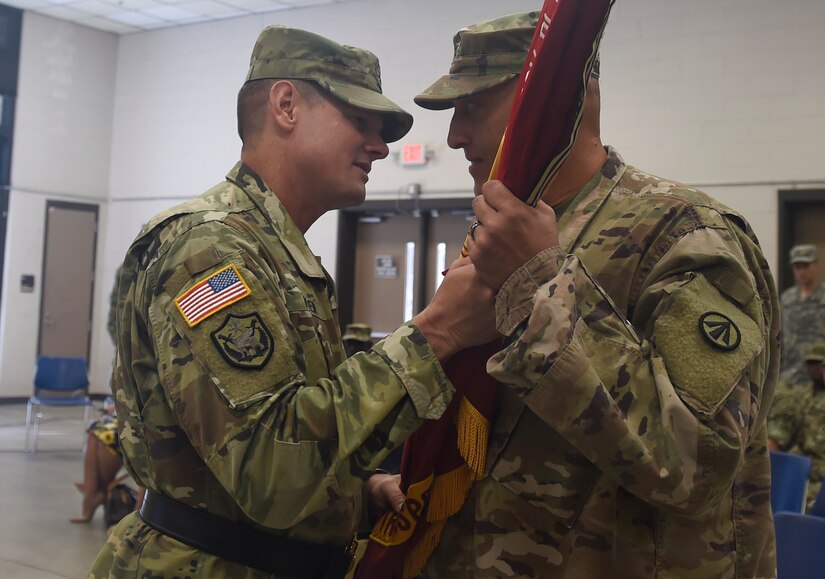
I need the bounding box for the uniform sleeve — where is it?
[147,223,453,528]
[487,224,778,518]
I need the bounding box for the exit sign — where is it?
[400,143,427,166]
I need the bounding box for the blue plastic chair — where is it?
[770,450,812,514]
[775,512,825,578]
[24,356,92,453]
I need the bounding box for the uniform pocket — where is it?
[488,408,600,528]
[283,287,334,385]
[653,273,762,417]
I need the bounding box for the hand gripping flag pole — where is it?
[358,2,615,577]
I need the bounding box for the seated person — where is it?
[72,399,144,524]
[768,342,825,508]
[72,401,121,523]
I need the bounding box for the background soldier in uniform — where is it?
[780,244,825,386]
[769,342,825,509]
[342,323,373,358]
[372,12,779,578]
[89,25,498,578]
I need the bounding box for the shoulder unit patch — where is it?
[210,312,274,369]
[175,264,251,327]
[699,311,741,351]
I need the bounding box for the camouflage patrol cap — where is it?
[790,244,818,264]
[414,11,539,110]
[804,342,825,363]
[342,323,372,343]
[246,26,413,143]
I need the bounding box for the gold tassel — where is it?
[399,397,492,577]
[425,463,474,521]
[457,396,490,480]
[402,519,447,579]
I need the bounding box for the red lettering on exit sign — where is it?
[401,143,427,166]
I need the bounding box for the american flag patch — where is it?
[175,264,251,327]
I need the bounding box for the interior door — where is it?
[791,203,825,268]
[424,209,474,306]
[779,190,825,291]
[38,201,98,360]
[352,212,421,335]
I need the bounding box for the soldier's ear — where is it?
[268,80,298,132]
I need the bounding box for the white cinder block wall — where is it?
[1,13,117,396]
[4,0,825,395]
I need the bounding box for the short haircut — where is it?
[236,79,323,144]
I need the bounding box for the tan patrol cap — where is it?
[790,244,818,264]
[246,26,413,143]
[342,323,372,343]
[804,342,825,363]
[415,11,539,110]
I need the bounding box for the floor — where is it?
[0,403,113,578]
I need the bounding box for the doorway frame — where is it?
[777,189,825,292]
[37,200,100,362]
[336,197,473,329]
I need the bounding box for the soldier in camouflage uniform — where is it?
[769,342,825,508]
[779,244,825,386]
[375,11,779,578]
[89,26,499,579]
[106,265,124,345]
[342,323,373,359]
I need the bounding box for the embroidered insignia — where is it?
[210,313,274,369]
[175,264,251,327]
[699,311,741,351]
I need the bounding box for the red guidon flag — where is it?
[358,2,614,577]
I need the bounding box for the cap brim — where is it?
[414,73,519,110]
[791,258,816,264]
[319,79,413,143]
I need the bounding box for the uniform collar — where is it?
[226,162,326,280]
[555,146,626,253]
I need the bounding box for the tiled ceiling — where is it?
[1,0,352,34]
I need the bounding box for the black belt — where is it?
[139,490,355,578]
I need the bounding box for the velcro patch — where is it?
[655,274,761,417]
[175,264,251,327]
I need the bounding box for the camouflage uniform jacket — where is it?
[779,283,825,385]
[106,264,127,345]
[768,382,825,508]
[422,148,779,578]
[90,162,453,578]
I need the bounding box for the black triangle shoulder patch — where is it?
[698,311,741,351]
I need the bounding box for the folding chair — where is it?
[24,356,92,453]
[775,512,825,578]
[770,450,812,514]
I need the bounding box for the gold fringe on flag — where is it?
[425,462,474,521]
[402,518,447,579]
[456,396,490,479]
[400,397,491,578]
